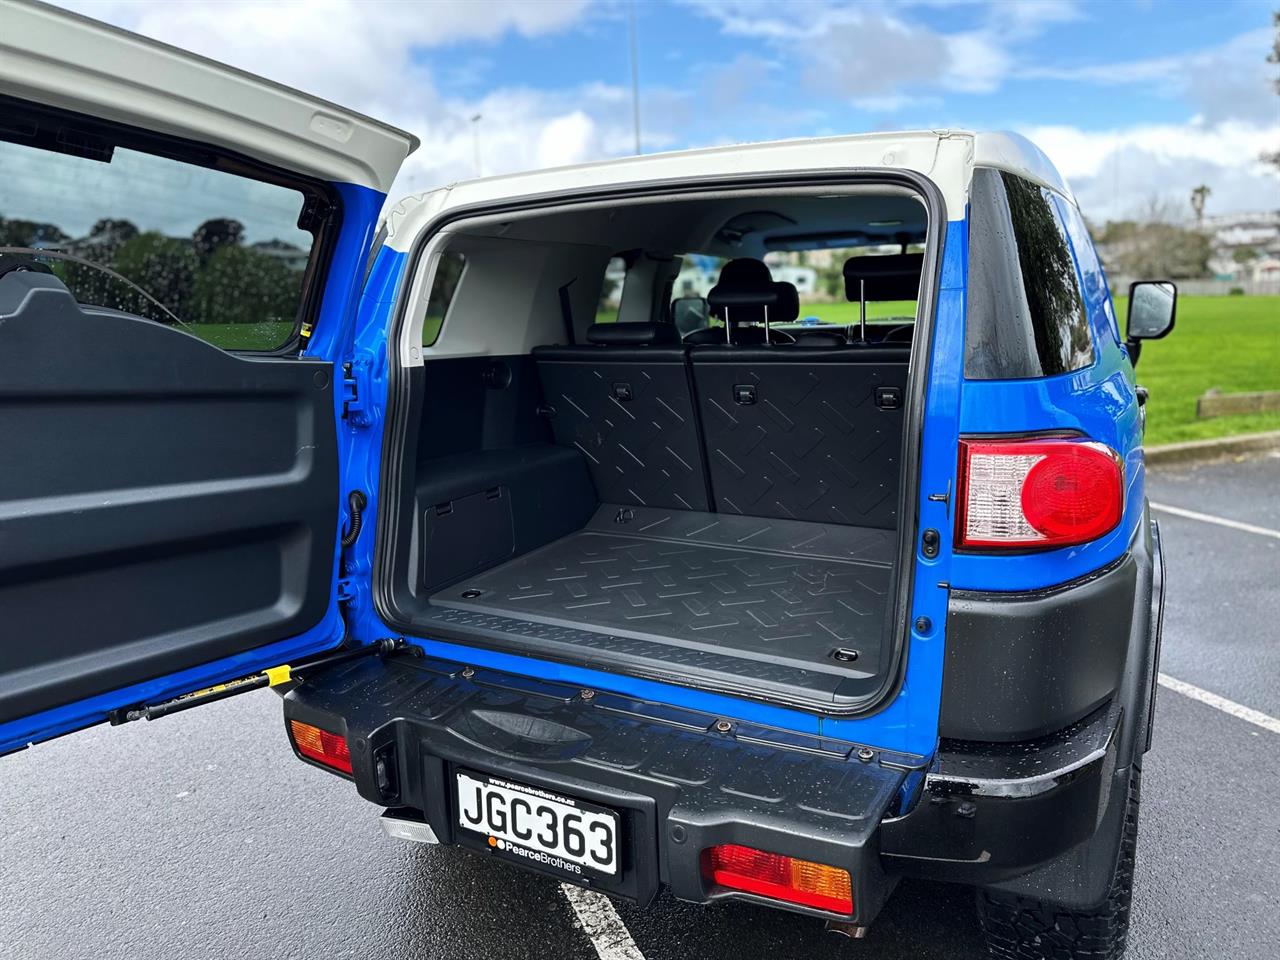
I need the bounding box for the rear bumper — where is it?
[880,701,1120,886]
[285,652,1122,922]
[285,653,913,922]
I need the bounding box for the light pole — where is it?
[629,1,641,155]
[471,113,483,178]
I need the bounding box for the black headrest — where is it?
[716,257,773,286]
[708,282,800,324]
[707,259,800,326]
[843,253,924,302]
[584,321,680,346]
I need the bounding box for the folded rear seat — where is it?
[689,341,908,527]
[533,322,711,511]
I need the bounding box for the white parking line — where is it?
[561,883,647,960]
[1150,502,1280,540]
[1159,674,1280,735]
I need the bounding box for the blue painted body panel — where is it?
[0,182,387,756]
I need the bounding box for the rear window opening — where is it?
[379,183,936,715]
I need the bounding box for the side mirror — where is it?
[1126,280,1177,341]
[671,296,709,337]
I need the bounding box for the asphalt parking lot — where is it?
[2,452,1277,960]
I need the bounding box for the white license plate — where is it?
[455,771,619,876]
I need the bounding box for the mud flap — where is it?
[285,652,915,922]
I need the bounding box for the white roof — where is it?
[0,1,417,193]
[384,130,1073,252]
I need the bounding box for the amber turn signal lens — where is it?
[706,843,853,914]
[289,719,353,775]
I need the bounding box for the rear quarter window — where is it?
[965,169,1094,379]
[422,250,466,346]
[594,255,627,324]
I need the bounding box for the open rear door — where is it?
[0,3,416,753]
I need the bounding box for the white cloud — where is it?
[1022,121,1280,222]
[1020,27,1277,125]
[850,93,942,113]
[682,0,1082,106]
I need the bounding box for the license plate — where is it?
[455,770,620,877]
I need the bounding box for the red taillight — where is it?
[705,844,853,914]
[289,720,353,775]
[956,438,1123,550]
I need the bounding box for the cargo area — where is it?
[380,184,931,713]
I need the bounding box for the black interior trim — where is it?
[0,273,338,724]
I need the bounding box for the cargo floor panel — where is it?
[425,505,895,709]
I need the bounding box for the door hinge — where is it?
[342,360,373,425]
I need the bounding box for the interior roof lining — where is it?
[442,183,929,259]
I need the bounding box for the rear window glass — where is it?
[595,255,627,323]
[674,250,919,329]
[965,169,1093,379]
[422,250,466,346]
[0,133,320,352]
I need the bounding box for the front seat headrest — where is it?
[584,321,680,346]
[707,258,800,326]
[715,257,773,288]
[843,252,924,302]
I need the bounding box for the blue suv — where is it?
[0,7,1176,958]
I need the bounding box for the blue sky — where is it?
[65,0,1280,221]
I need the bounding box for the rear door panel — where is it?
[0,4,416,752]
[0,275,342,743]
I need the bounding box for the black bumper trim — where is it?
[285,654,910,922]
[880,702,1119,883]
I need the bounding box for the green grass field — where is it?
[1124,295,1280,446]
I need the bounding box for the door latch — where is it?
[342,359,373,425]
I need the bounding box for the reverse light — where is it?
[956,438,1123,550]
[289,720,353,775]
[705,844,853,914]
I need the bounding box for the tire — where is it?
[976,766,1140,960]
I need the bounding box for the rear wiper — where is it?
[0,245,187,329]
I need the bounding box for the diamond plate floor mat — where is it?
[428,505,896,688]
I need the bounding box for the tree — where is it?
[192,218,245,261]
[1100,222,1211,279]
[1190,184,1210,225]
[113,232,200,318]
[189,244,299,325]
[87,218,140,245]
[1233,246,1260,264]
[0,217,69,248]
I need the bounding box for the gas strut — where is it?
[110,638,405,724]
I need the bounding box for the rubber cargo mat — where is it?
[429,505,895,680]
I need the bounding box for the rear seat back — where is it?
[533,322,711,511]
[689,345,908,528]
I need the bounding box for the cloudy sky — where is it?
[60,0,1280,223]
